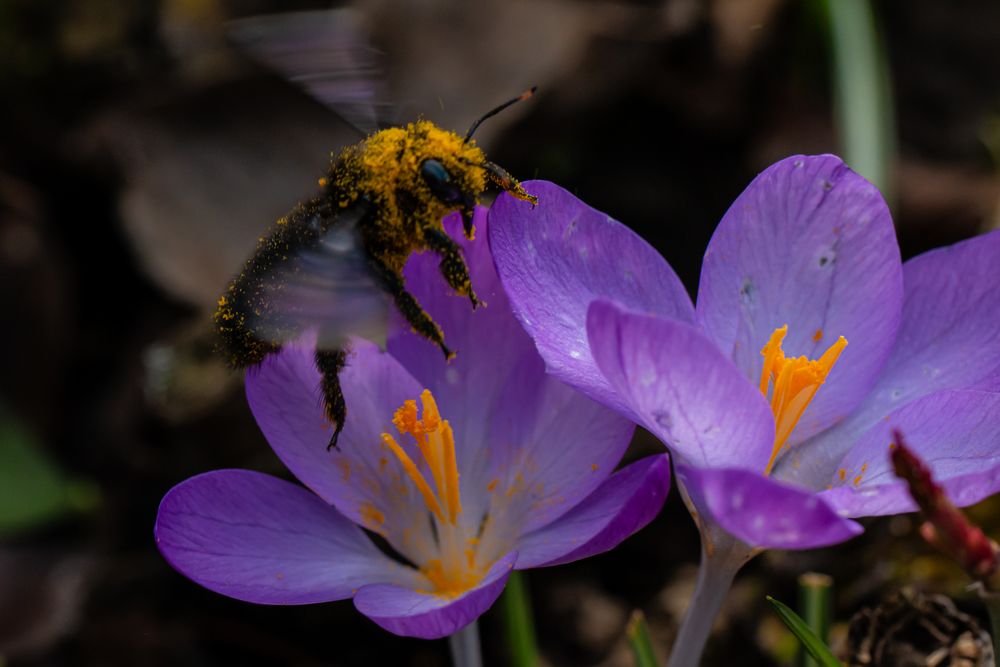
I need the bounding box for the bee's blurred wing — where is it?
[250,204,389,351]
[228,9,389,135]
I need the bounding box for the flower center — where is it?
[759,325,847,475]
[380,389,482,597]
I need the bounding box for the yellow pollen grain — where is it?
[759,325,848,475]
[837,468,846,482]
[359,502,386,534]
[852,474,863,486]
[591,463,599,472]
[337,459,351,481]
[506,473,525,498]
[812,329,823,342]
[418,558,483,599]
[487,478,499,492]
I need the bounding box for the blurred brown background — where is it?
[1,0,999,665]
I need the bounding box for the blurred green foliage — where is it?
[817,0,896,203]
[0,404,99,536]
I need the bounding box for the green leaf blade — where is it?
[766,596,841,667]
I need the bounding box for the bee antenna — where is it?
[463,87,537,143]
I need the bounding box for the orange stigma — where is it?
[759,325,847,475]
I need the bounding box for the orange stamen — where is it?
[387,390,463,525]
[379,389,492,597]
[380,433,445,523]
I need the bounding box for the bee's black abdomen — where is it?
[315,348,348,450]
[214,197,332,369]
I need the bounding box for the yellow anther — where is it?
[760,326,847,475]
[441,420,462,523]
[420,390,442,432]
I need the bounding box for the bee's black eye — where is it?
[420,159,462,204]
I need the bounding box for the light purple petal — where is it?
[515,455,670,569]
[587,300,775,468]
[789,230,1000,487]
[245,338,437,561]
[490,374,636,534]
[389,209,635,534]
[154,470,412,604]
[696,155,902,445]
[821,390,1000,518]
[883,230,1000,398]
[676,464,863,550]
[490,180,695,420]
[353,551,517,639]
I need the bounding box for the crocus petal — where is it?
[882,230,1000,400]
[389,209,635,534]
[245,337,435,559]
[515,455,670,569]
[490,180,695,420]
[790,230,1000,487]
[676,464,863,550]
[587,300,775,469]
[696,155,902,445]
[353,551,517,639]
[821,390,1000,518]
[154,470,413,604]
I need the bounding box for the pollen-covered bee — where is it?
[214,64,537,449]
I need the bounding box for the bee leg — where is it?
[370,257,453,360]
[483,160,538,206]
[315,349,347,450]
[424,227,481,310]
[460,203,476,239]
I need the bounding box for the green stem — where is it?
[666,529,755,667]
[626,610,660,667]
[797,573,833,667]
[501,570,539,667]
[449,620,483,667]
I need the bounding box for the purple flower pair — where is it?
[155,209,670,639]
[490,155,1000,551]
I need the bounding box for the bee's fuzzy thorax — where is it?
[329,121,487,272]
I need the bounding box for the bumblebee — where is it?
[214,92,537,449]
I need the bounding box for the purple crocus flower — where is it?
[489,154,1000,552]
[154,209,670,640]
